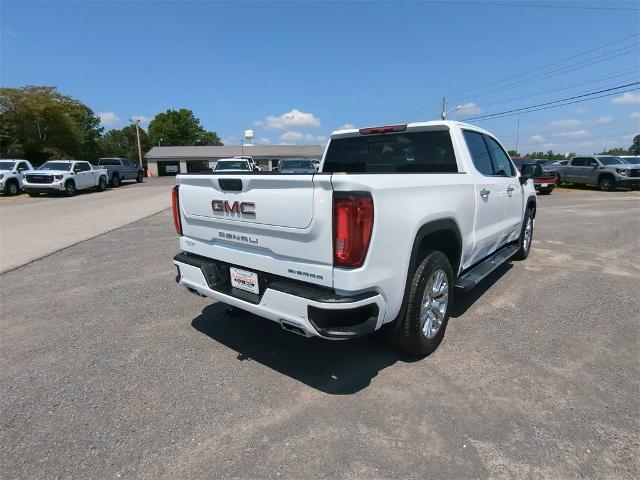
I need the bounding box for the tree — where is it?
[148,108,222,147]
[0,86,103,164]
[98,125,151,165]
[507,149,519,157]
[597,147,629,156]
[630,135,640,155]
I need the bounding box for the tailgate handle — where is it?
[218,178,243,191]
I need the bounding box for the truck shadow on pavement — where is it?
[191,303,419,395]
[449,263,513,318]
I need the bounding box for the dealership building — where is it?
[144,145,324,176]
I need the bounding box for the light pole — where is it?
[441,102,462,120]
[129,119,144,174]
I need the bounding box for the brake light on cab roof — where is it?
[358,124,407,135]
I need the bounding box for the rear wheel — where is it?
[513,207,534,260]
[136,172,143,183]
[5,180,19,196]
[598,175,615,192]
[97,176,107,192]
[64,181,76,197]
[111,174,121,188]
[386,250,452,356]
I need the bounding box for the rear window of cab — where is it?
[323,130,458,173]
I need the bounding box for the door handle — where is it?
[506,185,515,196]
[480,188,490,198]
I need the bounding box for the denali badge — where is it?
[212,200,256,216]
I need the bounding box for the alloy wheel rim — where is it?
[523,218,533,251]
[420,269,449,339]
[8,184,17,194]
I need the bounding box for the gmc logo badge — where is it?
[212,200,256,216]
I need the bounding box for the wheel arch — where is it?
[389,218,463,327]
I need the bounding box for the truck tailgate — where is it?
[176,174,334,287]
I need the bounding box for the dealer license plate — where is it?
[230,267,259,294]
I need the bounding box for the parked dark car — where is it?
[97,158,144,187]
[512,158,556,194]
[274,159,317,174]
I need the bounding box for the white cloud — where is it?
[611,92,640,105]
[337,123,355,130]
[529,134,544,143]
[629,112,640,120]
[543,143,556,149]
[279,130,326,144]
[453,102,481,115]
[255,109,321,130]
[131,115,152,124]
[259,137,272,145]
[596,116,614,125]
[550,119,580,127]
[552,130,590,138]
[573,107,586,114]
[99,111,120,126]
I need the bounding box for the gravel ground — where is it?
[1,189,639,479]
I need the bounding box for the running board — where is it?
[454,245,518,291]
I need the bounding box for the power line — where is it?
[462,84,640,122]
[443,33,639,100]
[409,32,639,119]
[474,68,639,110]
[420,1,640,11]
[459,44,637,104]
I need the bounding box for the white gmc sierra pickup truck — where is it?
[173,121,536,355]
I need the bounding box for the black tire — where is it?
[28,192,39,197]
[539,188,553,195]
[111,174,121,188]
[97,176,107,192]
[385,250,453,356]
[513,207,534,260]
[64,180,76,197]
[4,180,19,196]
[136,172,143,183]
[598,175,615,192]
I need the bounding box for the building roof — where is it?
[145,145,324,160]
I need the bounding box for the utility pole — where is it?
[515,118,520,154]
[132,119,144,173]
[440,97,446,120]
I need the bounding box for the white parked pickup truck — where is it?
[23,160,108,197]
[173,121,536,355]
[0,159,34,195]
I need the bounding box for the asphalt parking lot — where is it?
[1,188,639,479]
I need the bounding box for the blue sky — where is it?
[2,0,639,154]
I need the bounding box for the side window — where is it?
[571,158,586,166]
[17,162,29,171]
[463,130,493,176]
[75,162,90,172]
[485,136,515,177]
[585,158,598,167]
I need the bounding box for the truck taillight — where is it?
[172,185,182,236]
[333,193,374,268]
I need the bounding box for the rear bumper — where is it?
[174,252,386,339]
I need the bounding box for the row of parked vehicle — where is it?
[511,155,640,193]
[211,156,319,173]
[0,157,144,197]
